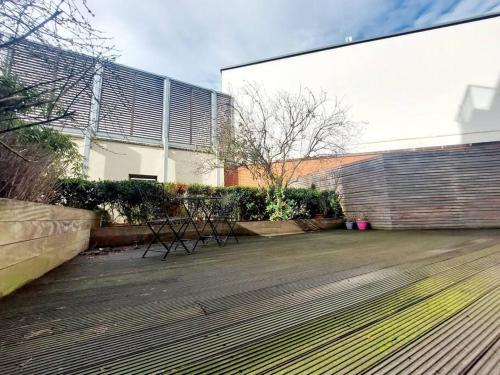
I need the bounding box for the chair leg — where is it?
[222,220,238,246]
[169,221,192,255]
[161,248,171,260]
[143,222,165,258]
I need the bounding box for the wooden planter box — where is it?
[90,218,343,248]
[0,199,96,297]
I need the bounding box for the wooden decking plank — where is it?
[271,269,500,374]
[160,255,500,374]
[365,287,500,374]
[2,244,498,373]
[57,250,500,374]
[1,230,500,374]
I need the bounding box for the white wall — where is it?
[222,17,500,153]
[80,138,220,185]
[88,140,164,181]
[168,148,221,185]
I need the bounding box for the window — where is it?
[129,174,157,181]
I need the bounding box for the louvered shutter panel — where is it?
[168,80,213,146]
[52,50,95,129]
[191,88,212,146]
[10,43,56,86]
[169,81,192,144]
[9,43,94,129]
[216,93,232,131]
[98,64,135,136]
[132,72,163,140]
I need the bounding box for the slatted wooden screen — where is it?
[295,142,500,229]
[169,80,212,147]
[9,43,94,130]
[98,64,164,141]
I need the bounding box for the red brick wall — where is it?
[224,154,377,187]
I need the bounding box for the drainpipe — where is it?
[83,62,103,176]
[162,78,171,182]
[211,91,221,186]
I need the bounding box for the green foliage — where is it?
[186,183,214,196]
[219,186,267,221]
[285,187,321,219]
[0,75,35,128]
[0,75,66,133]
[266,186,295,221]
[55,178,341,224]
[16,127,84,176]
[320,190,342,218]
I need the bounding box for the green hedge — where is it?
[54,178,342,224]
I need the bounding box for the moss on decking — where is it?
[1,230,500,374]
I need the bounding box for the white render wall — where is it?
[221,16,500,153]
[70,136,221,185]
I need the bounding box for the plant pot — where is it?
[345,221,354,230]
[356,220,369,231]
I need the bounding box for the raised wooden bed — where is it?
[90,218,343,248]
[0,199,96,297]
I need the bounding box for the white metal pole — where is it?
[162,78,171,182]
[83,62,103,176]
[211,91,222,186]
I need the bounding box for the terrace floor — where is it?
[1,230,500,374]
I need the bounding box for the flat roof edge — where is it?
[220,11,500,72]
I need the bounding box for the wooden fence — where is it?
[296,142,500,229]
[0,199,96,297]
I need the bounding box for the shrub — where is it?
[54,178,341,224]
[284,187,321,219]
[265,186,294,221]
[216,185,267,221]
[0,128,84,203]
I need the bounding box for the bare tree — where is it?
[0,0,115,201]
[209,82,353,190]
[0,0,115,139]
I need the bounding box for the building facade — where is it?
[221,13,500,228]
[7,43,228,185]
[221,14,500,154]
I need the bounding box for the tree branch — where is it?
[0,9,62,49]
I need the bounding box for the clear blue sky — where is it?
[84,0,500,89]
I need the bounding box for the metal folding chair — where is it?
[140,185,200,261]
[210,194,240,246]
[189,196,223,247]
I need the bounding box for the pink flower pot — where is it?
[356,220,369,231]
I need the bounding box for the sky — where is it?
[84,0,500,90]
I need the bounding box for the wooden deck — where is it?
[1,230,500,374]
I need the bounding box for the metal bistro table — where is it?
[142,196,201,261]
[181,195,224,247]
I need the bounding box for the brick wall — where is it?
[224,154,377,187]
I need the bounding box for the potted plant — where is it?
[356,212,369,231]
[345,214,355,230]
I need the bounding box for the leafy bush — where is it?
[0,131,84,203]
[54,178,341,224]
[266,186,294,221]
[215,186,267,221]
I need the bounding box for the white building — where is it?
[221,13,500,153]
[7,43,227,185]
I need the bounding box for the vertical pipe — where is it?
[162,78,171,182]
[83,62,103,176]
[211,91,221,186]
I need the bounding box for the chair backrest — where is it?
[138,183,178,222]
[214,193,240,220]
